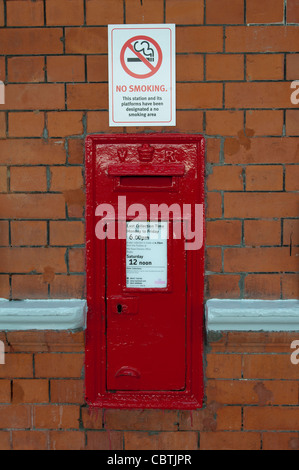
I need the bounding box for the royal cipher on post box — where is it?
[85,134,205,409]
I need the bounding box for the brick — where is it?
[126,0,164,23]
[287,54,299,80]
[46,0,84,25]
[11,275,49,299]
[0,405,31,429]
[10,167,47,192]
[206,220,242,245]
[11,221,47,247]
[50,275,85,299]
[86,55,108,82]
[0,167,7,192]
[287,0,299,23]
[200,432,261,450]
[178,406,217,431]
[246,165,283,191]
[243,354,299,380]
[207,379,298,405]
[47,56,85,83]
[0,139,65,165]
[47,112,83,137]
[65,27,107,54]
[224,247,299,273]
[8,57,45,83]
[86,431,123,450]
[263,432,299,450]
[177,83,222,109]
[166,0,204,24]
[226,82,296,109]
[6,331,84,353]
[283,219,299,245]
[86,0,124,24]
[285,165,299,190]
[0,432,10,450]
[33,405,80,429]
[246,54,284,80]
[68,139,84,164]
[67,83,107,109]
[206,353,242,378]
[206,111,243,136]
[177,27,223,53]
[224,193,299,218]
[4,84,65,111]
[206,0,244,23]
[81,408,103,429]
[244,274,282,299]
[176,54,204,81]
[286,110,299,136]
[171,110,204,133]
[65,189,85,218]
[206,247,222,272]
[224,137,299,164]
[9,112,44,138]
[7,0,44,26]
[0,57,5,82]
[246,110,283,136]
[206,54,244,81]
[12,379,49,404]
[0,112,6,138]
[50,167,83,191]
[282,274,299,298]
[247,0,284,23]
[207,166,243,191]
[68,248,85,272]
[206,274,240,298]
[206,192,222,218]
[12,431,48,451]
[0,380,11,403]
[217,406,242,430]
[0,354,33,379]
[87,111,120,133]
[50,221,84,246]
[0,276,10,299]
[226,26,299,53]
[50,380,84,404]
[35,353,84,378]
[104,410,178,431]
[244,220,281,246]
[0,248,67,273]
[124,431,198,450]
[0,28,63,55]
[0,221,9,246]
[0,194,65,219]
[49,431,85,450]
[0,0,3,27]
[206,138,221,164]
[244,407,299,431]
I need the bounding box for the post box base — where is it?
[86,391,203,410]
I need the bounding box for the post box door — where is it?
[106,220,187,391]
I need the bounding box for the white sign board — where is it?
[108,24,176,127]
[126,221,168,289]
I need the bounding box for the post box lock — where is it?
[109,297,139,315]
[85,134,205,409]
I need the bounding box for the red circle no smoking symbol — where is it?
[120,35,163,79]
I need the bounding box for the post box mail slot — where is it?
[85,134,205,409]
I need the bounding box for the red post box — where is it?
[85,134,205,409]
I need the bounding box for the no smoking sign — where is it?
[108,24,176,127]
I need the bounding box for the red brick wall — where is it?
[0,0,298,450]
[0,330,298,450]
